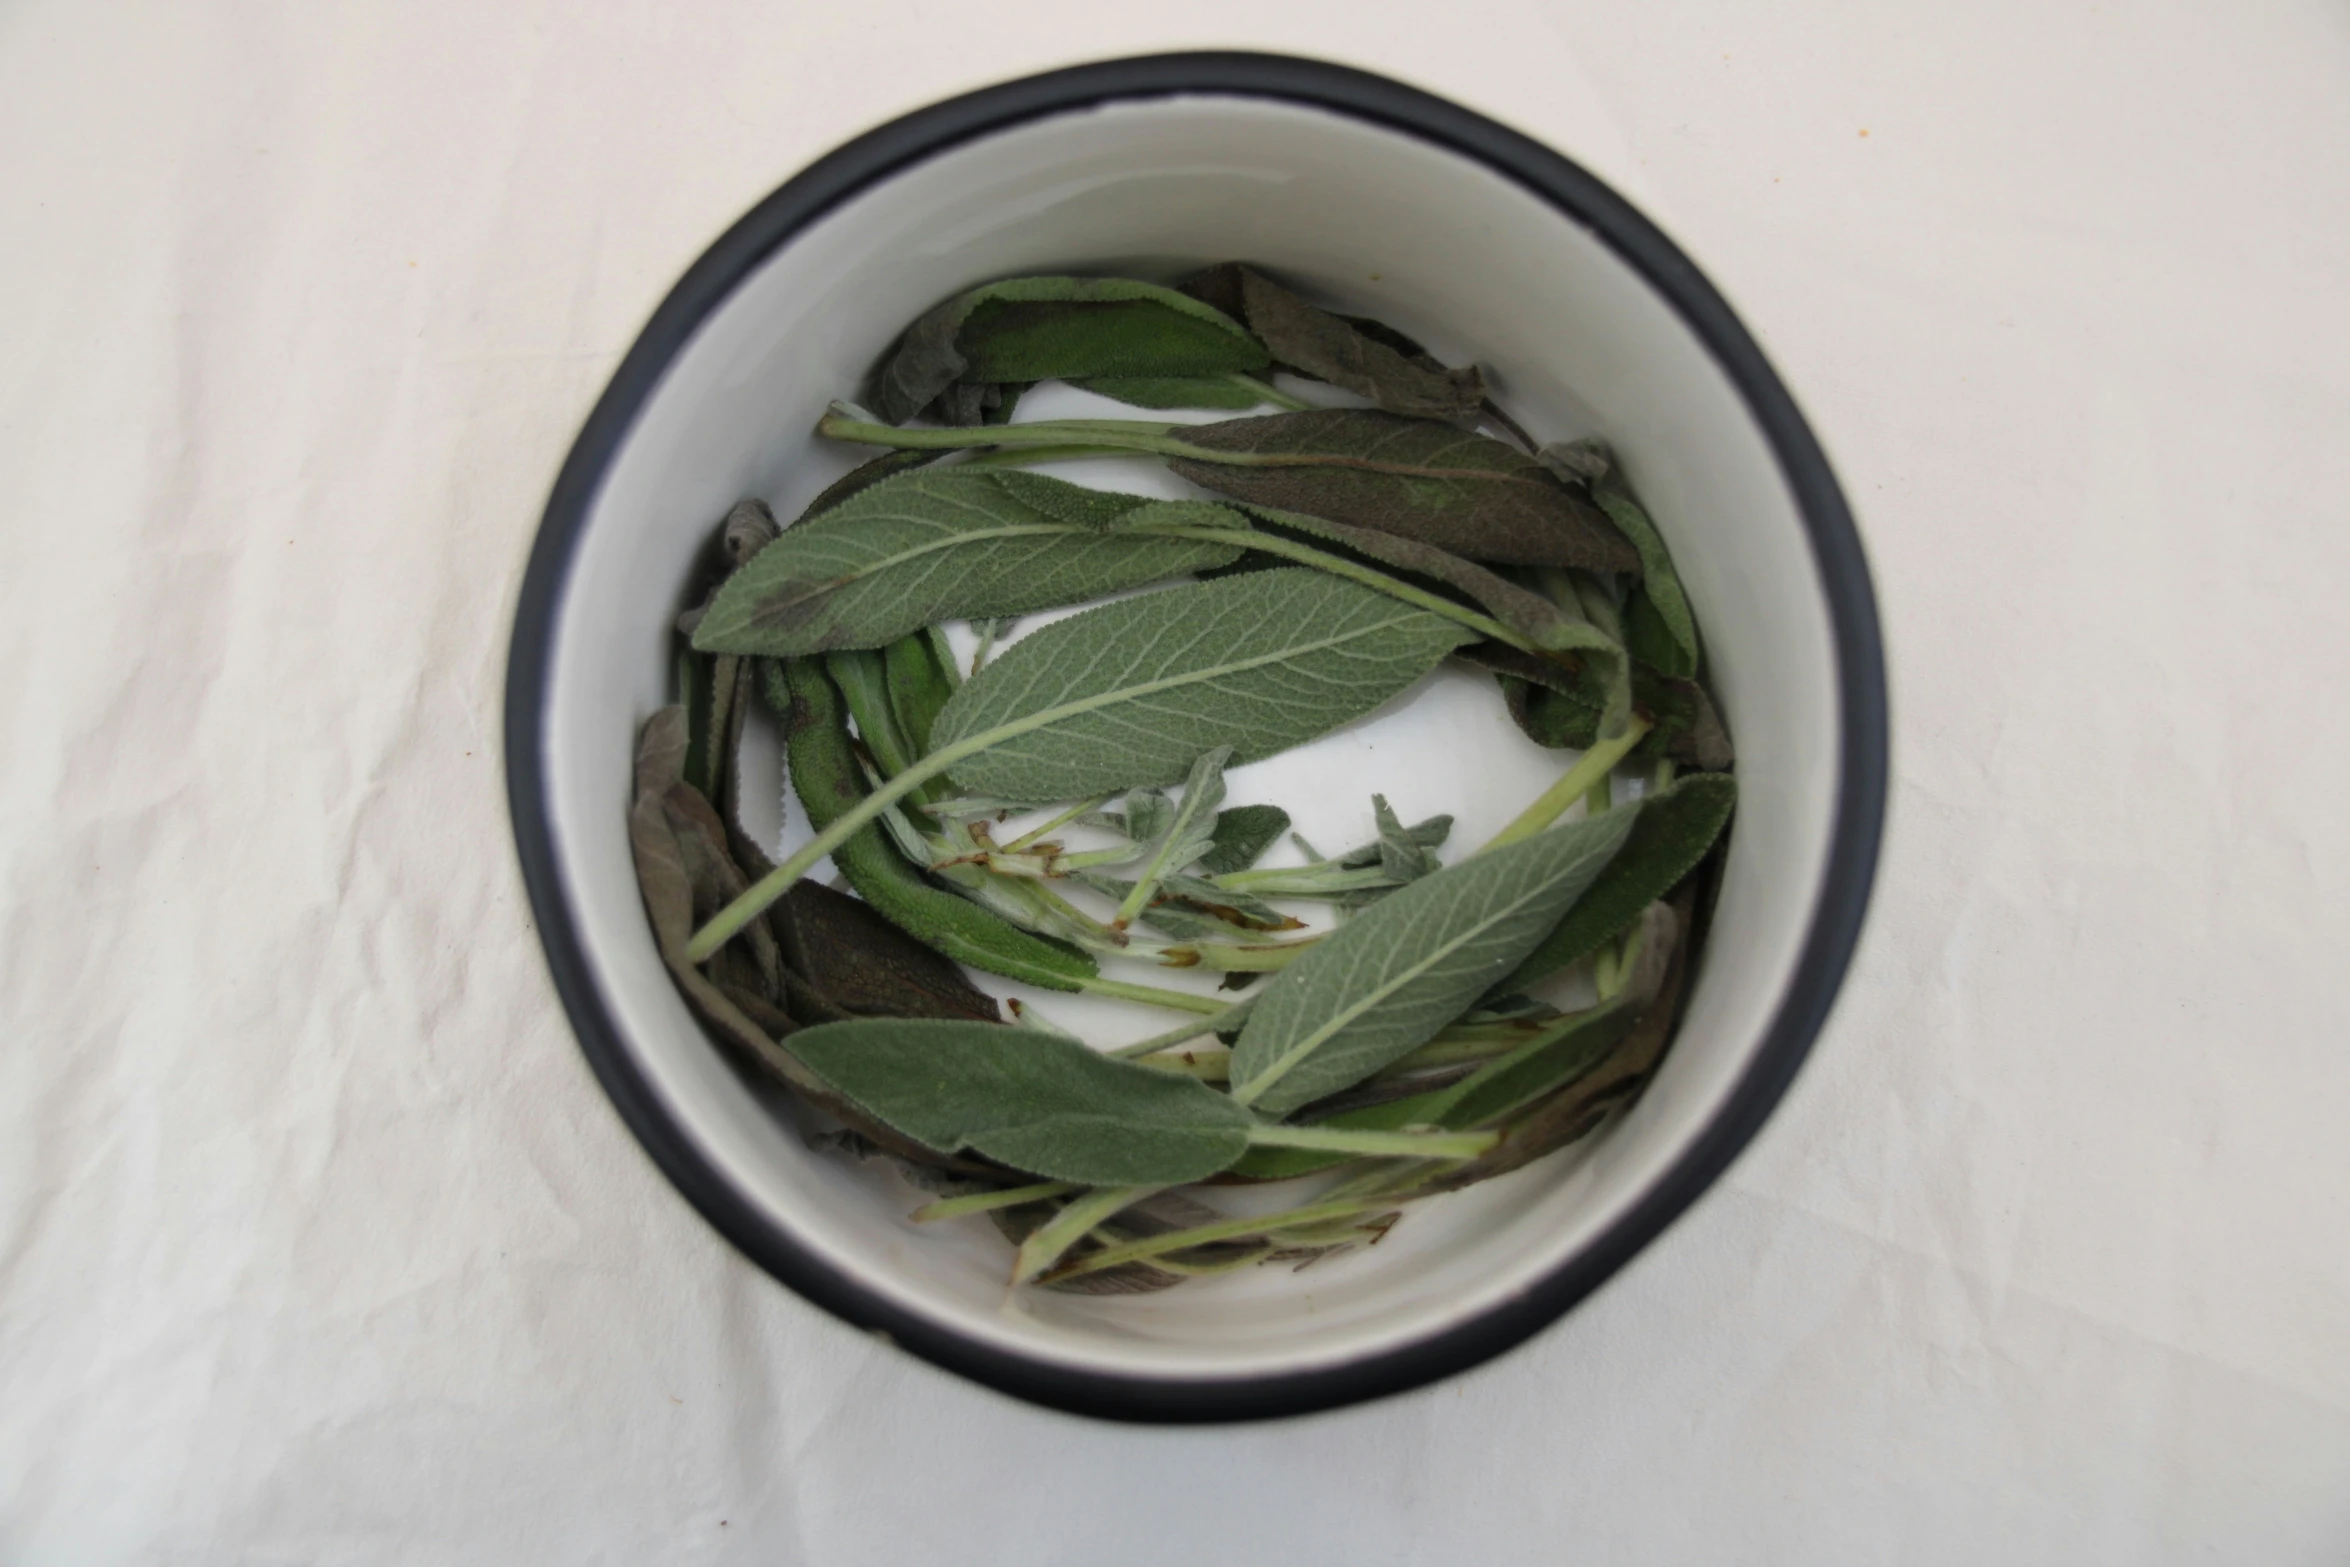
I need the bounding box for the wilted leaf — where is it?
[1165,409,1637,571]
[772,880,1001,1023]
[1185,264,1486,423]
[1198,803,1291,875]
[1538,439,1701,678]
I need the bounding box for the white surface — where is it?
[540,92,1840,1378]
[3,1,2347,1561]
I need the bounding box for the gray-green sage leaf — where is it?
[1228,804,1639,1116]
[692,470,1243,656]
[782,1018,1259,1185]
[924,568,1477,801]
[1485,773,1734,1001]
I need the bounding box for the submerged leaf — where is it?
[1486,773,1735,1000]
[1165,409,1638,571]
[693,470,1243,656]
[784,1019,1257,1185]
[871,276,1267,424]
[926,569,1477,802]
[1229,805,1639,1116]
[1185,264,1486,423]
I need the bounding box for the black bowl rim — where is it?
[504,50,1888,1425]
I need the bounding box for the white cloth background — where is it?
[5,3,2348,1561]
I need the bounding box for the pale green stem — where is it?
[1118,1248,1268,1277]
[1007,999,1081,1039]
[1073,976,1228,1015]
[1212,862,1395,896]
[912,1181,1077,1223]
[1141,524,1534,654]
[1582,766,1612,823]
[956,444,1141,470]
[1002,795,1107,853]
[1377,1027,1550,1075]
[1012,1185,1161,1283]
[1227,372,1311,410]
[1478,718,1652,855]
[1595,909,1649,1005]
[1045,1197,1393,1281]
[1246,1125,1497,1161]
[1587,773,1621,995]
[969,617,1005,674]
[1169,938,1317,973]
[1108,1006,1245,1059]
[1655,758,1678,790]
[687,739,968,961]
[1131,1051,1229,1083]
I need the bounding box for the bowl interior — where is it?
[536,94,1840,1383]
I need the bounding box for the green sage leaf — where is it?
[885,627,959,758]
[1426,903,1675,1126]
[1538,439,1700,677]
[1164,410,1638,571]
[693,470,1244,657]
[1228,805,1639,1116]
[1076,375,1265,410]
[1632,665,1736,771]
[1199,803,1291,875]
[1184,264,1486,423]
[1369,793,1442,883]
[800,448,945,519]
[1485,773,1735,1000]
[1112,747,1230,926]
[1221,1088,1455,1180]
[784,1019,1257,1185]
[872,276,1268,424]
[1436,894,1698,1193]
[771,657,1097,991]
[925,568,1478,801]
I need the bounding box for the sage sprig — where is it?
[1227,805,1637,1116]
[628,264,1740,1293]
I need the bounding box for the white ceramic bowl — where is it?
[506,54,1886,1422]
